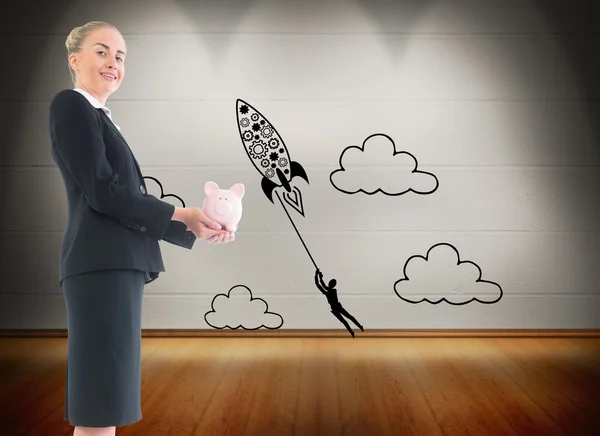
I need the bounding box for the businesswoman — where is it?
[49,21,234,436]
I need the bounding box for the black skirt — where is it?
[61,269,147,427]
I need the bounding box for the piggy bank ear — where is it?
[204,181,219,196]
[230,183,245,199]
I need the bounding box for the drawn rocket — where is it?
[234,99,361,337]
[236,99,309,215]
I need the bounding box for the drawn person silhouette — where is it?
[315,269,364,337]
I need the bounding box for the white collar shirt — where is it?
[73,88,121,131]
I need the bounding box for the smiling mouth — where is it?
[100,73,117,80]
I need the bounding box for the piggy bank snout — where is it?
[214,200,232,215]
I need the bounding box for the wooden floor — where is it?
[1,337,599,435]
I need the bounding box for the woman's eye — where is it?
[98,51,123,62]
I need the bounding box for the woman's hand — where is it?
[206,231,235,244]
[182,207,223,239]
[180,207,235,244]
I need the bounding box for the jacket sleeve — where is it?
[160,220,197,249]
[49,90,175,240]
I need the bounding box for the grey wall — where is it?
[1,0,599,330]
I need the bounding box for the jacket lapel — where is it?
[97,109,145,183]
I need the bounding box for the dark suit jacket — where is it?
[49,89,196,285]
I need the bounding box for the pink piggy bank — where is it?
[202,181,245,231]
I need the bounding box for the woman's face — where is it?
[69,27,126,104]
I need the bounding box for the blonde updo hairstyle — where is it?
[65,21,123,86]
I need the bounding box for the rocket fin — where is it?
[289,161,309,184]
[261,176,279,203]
[276,169,292,192]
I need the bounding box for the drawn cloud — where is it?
[330,133,439,196]
[143,176,185,207]
[204,285,284,330]
[394,243,503,305]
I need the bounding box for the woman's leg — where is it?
[73,426,116,436]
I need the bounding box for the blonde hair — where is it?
[65,21,123,86]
